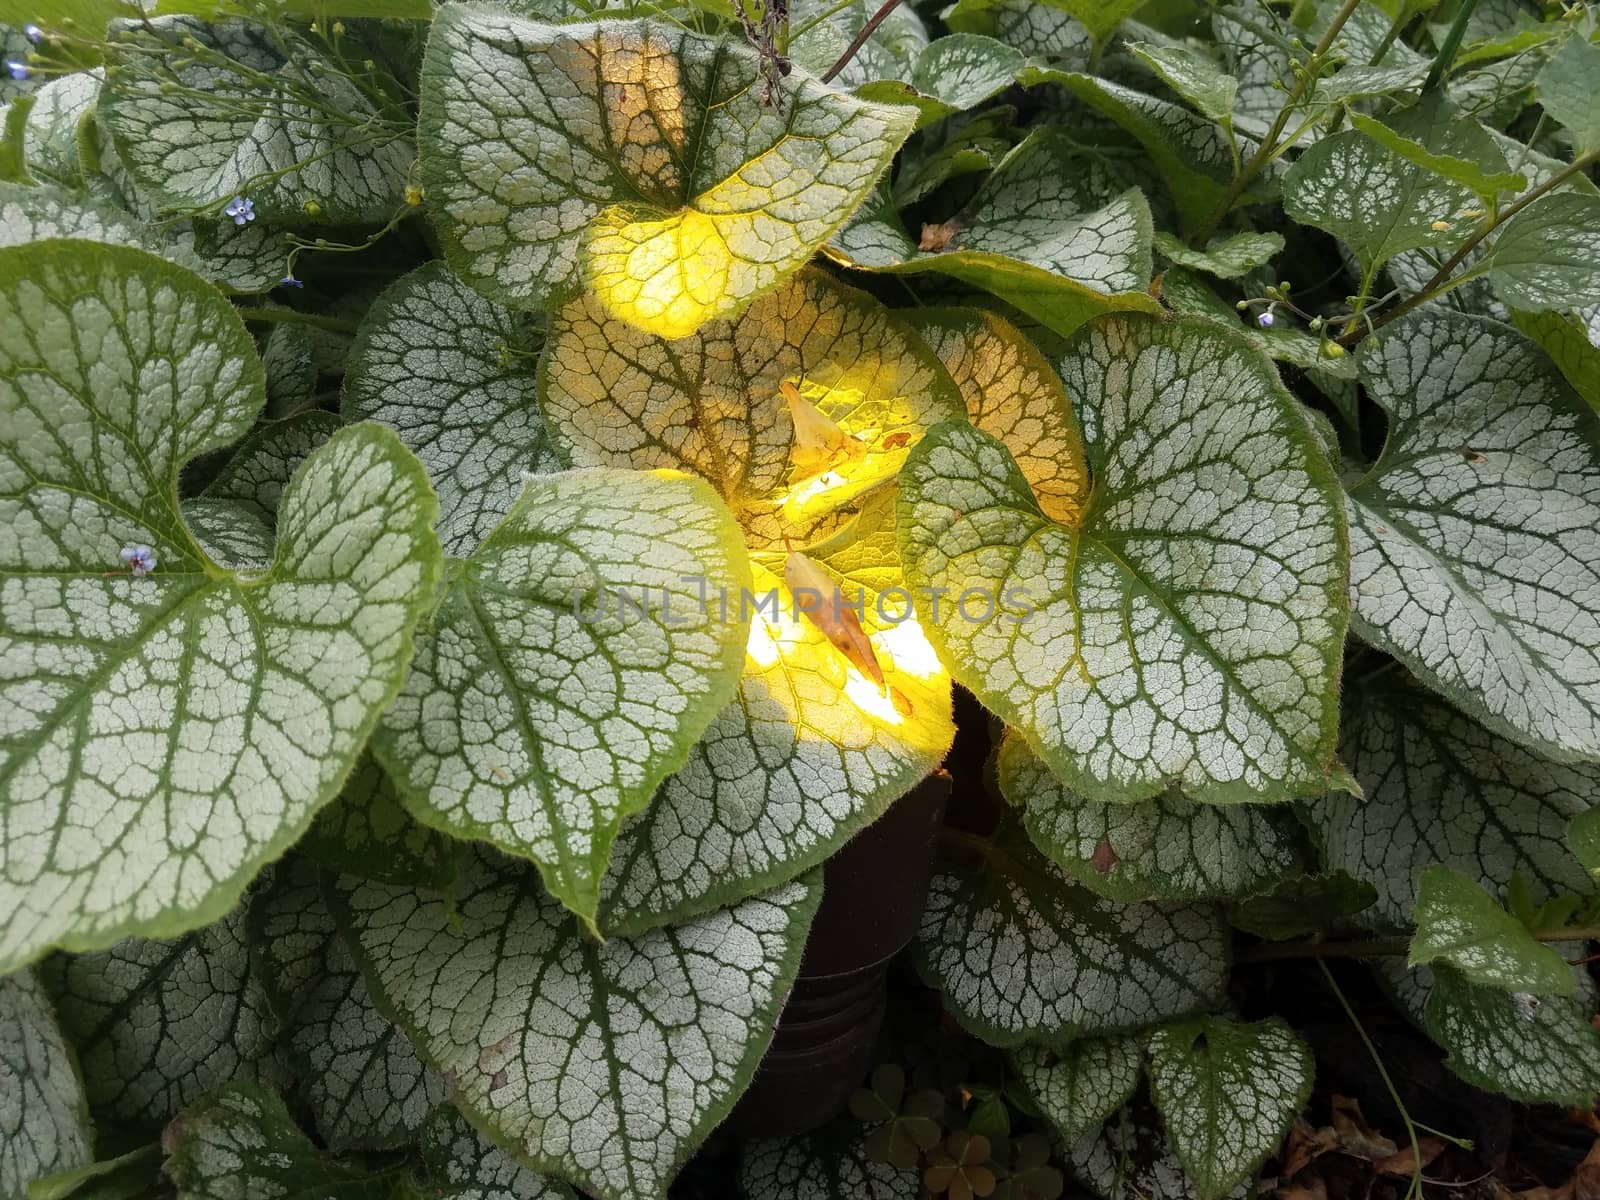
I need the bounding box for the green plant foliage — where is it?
[898,315,1349,804]
[0,239,443,973]
[1408,865,1576,996]
[913,814,1228,1046]
[7,0,1600,1194]
[1146,1017,1313,1200]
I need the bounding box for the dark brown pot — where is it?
[723,771,951,1139]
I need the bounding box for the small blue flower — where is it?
[23,23,43,44]
[1257,309,1275,329]
[223,195,256,226]
[119,544,158,576]
[5,60,28,81]
[279,274,304,288]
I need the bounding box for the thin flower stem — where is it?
[1421,0,1480,93]
[819,0,904,82]
[1318,961,1427,1200]
[1338,148,1600,346]
[1189,0,1364,246]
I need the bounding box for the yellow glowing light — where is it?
[844,668,904,725]
[745,616,781,668]
[876,616,944,680]
[586,207,732,339]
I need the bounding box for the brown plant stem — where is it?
[819,0,905,83]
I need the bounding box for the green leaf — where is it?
[913,814,1228,1046]
[1146,1017,1313,1200]
[850,1065,944,1169]
[1384,961,1600,1106]
[538,268,964,546]
[739,1121,922,1200]
[0,240,443,972]
[98,17,410,223]
[1345,307,1600,761]
[1000,736,1299,903]
[373,467,750,928]
[1067,1102,1244,1200]
[598,531,955,934]
[1020,70,1277,236]
[162,1082,395,1200]
[1572,806,1600,879]
[202,409,342,529]
[0,971,92,1198]
[943,0,1093,62]
[1309,674,1597,930]
[1535,34,1600,154]
[787,0,927,89]
[256,865,445,1151]
[297,756,458,891]
[419,7,915,339]
[855,33,1026,122]
[1408,866,1575,996]
[332,850,821,1200]
[898,315,1349,804]
[905,307,1089,525]
[260,324,316,420]
[1152,231,1284,279]
[1128,42,1237,125]
[830,127,1158,338]
[0,181,247,287]
[1035,0,1144,41]
[1282,127,1477,272]
[1009,1035,1142,1142]
[344,262,561,557]
[1482,192,1600,311]
[1346,106,1526,201]
[418,1106,575,1200]
[41,890,275,1129]
[14,73,94,189]
[1511,307,1600,410]
[1228,872,1378,941]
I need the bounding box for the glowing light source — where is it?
[586,207,732,339]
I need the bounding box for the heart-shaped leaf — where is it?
[1345,307,1600,761]
[1010,1035,1142,1142]
[419,7,915,338]
[0,970,92,1195]
[0,239,443,971]
[740,1121,923,1200]
[372,467,751,929]
[898,314,1349,804]
[914,814,1228,1046]
[1146,1017,1314,1200]
[332,850,820,1200]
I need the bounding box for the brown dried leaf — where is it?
[1373,1138,1445,1178]
[919,219,961,252]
